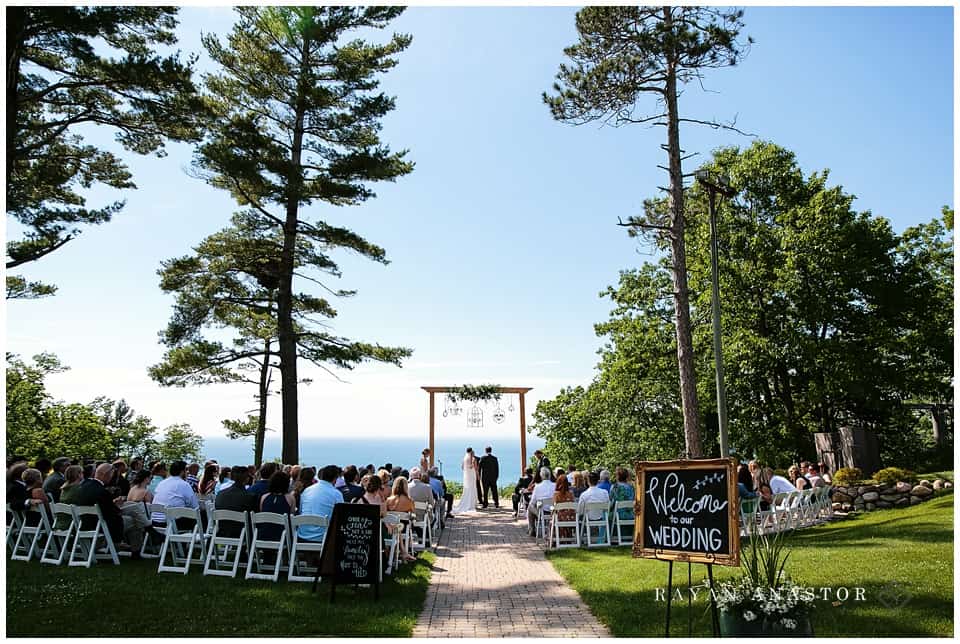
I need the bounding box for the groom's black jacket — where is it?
[479,454,499,482]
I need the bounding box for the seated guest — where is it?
[151,460,199,525]
[571,471,588,500]
[337,465,364,503]
[764,467,796,495]
[758,482,774,510]
[409,470,436,521]
[72,463,145,556]
[748,460,763,490]
[554,467,566,484]
[377,469,391,502]
[53,466,85,530]
[297,465,343,543]
[608,467,636,530]
[127,458,143,482]
[806,463,827,488]
[21,468,50,526]
[598,469,612,492]
[353,474,387,519]
[550,474,576,541]
[247,462,279,498]
[215,467,233,494]
[577,471,610,524]
[127,470,154,504]
[788,465,809,490]
[737,464,757,499]
[214,466,257,538]
[197,463,219,500]
[428,467,453,519]
[566,465,577,484]
[294,466,317,508]
[42,457,71,502]
[147,462,167,494]
[185,463,201,493]
[527,467,556,537]
[818,462,832,485]
[512,467,534,517]
[34,458,52,479]
[289,465,302,488]
[386,476,417,562]
[108,460,130,498]
[6,462,32,513]
[258,471,296,543]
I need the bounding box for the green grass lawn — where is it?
[548,493,954,637]
[7,550,435,636]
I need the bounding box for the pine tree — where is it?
[6,6,202,298]
[544,6,750,457]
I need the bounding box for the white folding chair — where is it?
[611,500,635,546]
[7,504,24,554]
[140,503,166,559]
[203,509,249,578]
[796,488,816,527]
[821,486,835,521]
[158,506,205,574]
[535,500,553,539]
[411,501,432,552]
[383,512,404,576]
[245,512,290,582]
[431,496,444,536]
[11,504,52,561]
[70,505,120,567]
[580,502,611,547]
[546,502,580,549]
[41,503,77,565]
[288,514,328,582]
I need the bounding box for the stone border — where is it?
[831,478,951,512]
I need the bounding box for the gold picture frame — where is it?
[632,457,741,567]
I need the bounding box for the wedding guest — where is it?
[247,462,279,498]
[571,471,588,500]
[577,471,610,525]
[109,460,130,497]
[598,469,612,492]
[817,462,832,485]
[550,474,576,542]
[527,467,555,537]
[409,470,435,516]
[420,449,431,473]
[53,466,84,530]
[737,464,757,499]
[74,463,145,555]
[42,457,71,502]
[607,467,635,536]
[21,468,49,526]
[151,460,199,525]
[147,462,167,494]
[215,466,256,538]
[764,467,796,495]
[428,467,453,518]
[386,476,417,562]
[534,450,551,476]
[338,465,364,503]
[215,466,234,494]
[258,471,295,545]
[127,470,154,504]
[34,458,52,479]
[807,464,827,488]
[512,467,534,517]
[197,463,219,500]
[788,465,810,490]
[377,469,391,502]
[185,463,201,493]
[353,471,386,518]
[127,458,143,482]
[297,465,343,544]
[554,467,566,484]
[294,466,317,508]
[566,465,577,484]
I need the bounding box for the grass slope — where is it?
[7,551,435,637]
[547,494,954,637]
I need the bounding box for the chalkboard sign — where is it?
[316,502,382,599]
[632,458,740,567]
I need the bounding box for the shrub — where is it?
[832,467,863,487]
[872,467,916,486]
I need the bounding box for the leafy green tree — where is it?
[545,6,750,457]
[6,6,201,298]
[6,352,65,457]
[156,423,204,463]
[43,403,113,460]
[196,7,415,463]
[88,397,159,459]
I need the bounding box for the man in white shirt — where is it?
[765,467,797,495]
[527,467,555,537]
[152,460,199,524]
[578,471,610,521]
[806,464,826,488]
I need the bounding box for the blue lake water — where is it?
[200,435,546,484]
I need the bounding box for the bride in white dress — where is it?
[452,447,481,515]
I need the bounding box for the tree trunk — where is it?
[277,38,311,466]
[255,339,271,467]
[6,7,24,193]
[663,7,702,458]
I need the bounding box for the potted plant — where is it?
[716,525,815,636]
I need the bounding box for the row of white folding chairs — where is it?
[536,500,635,550]
[8,502,121,567]
[740,486,834,536]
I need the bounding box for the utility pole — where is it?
[696,169,737,458]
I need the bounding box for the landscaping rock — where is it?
[933,479,945,490]
[895,481,912,493]
[910,496,923,505]
[875,500,893,509]
[832,492,852,504]
[895,497,909,507]
[858,485,878,495]
[878,485,896,495]
[832,502,842,511]
[879,494,901,503]
[919,479,933,489]
[865,502,876,510]
[861,491,880,502]
[841,503,853,512]
[911,485,933,497]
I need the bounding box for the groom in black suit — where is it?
[479,446,500,508]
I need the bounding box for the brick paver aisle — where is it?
[412,507,610,638]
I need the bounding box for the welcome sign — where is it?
[632,458,740,567]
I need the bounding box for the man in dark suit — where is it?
[478,446,500,508]
[534,450,551,478]
[214,466,256,537]
[70,463,143,556]
[512,467,534,518]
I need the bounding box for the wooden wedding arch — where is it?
[421,386,532,472]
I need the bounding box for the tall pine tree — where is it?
[195,7,413,463]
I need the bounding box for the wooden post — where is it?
[429,392,435,468]
[519,391,527,472]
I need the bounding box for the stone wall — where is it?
[831,478,951,513]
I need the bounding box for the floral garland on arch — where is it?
[447,384,502,403]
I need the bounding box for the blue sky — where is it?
[6,6,954,447]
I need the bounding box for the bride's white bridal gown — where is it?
[452,453,481,515]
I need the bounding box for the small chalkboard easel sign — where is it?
[313,502,382,602]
